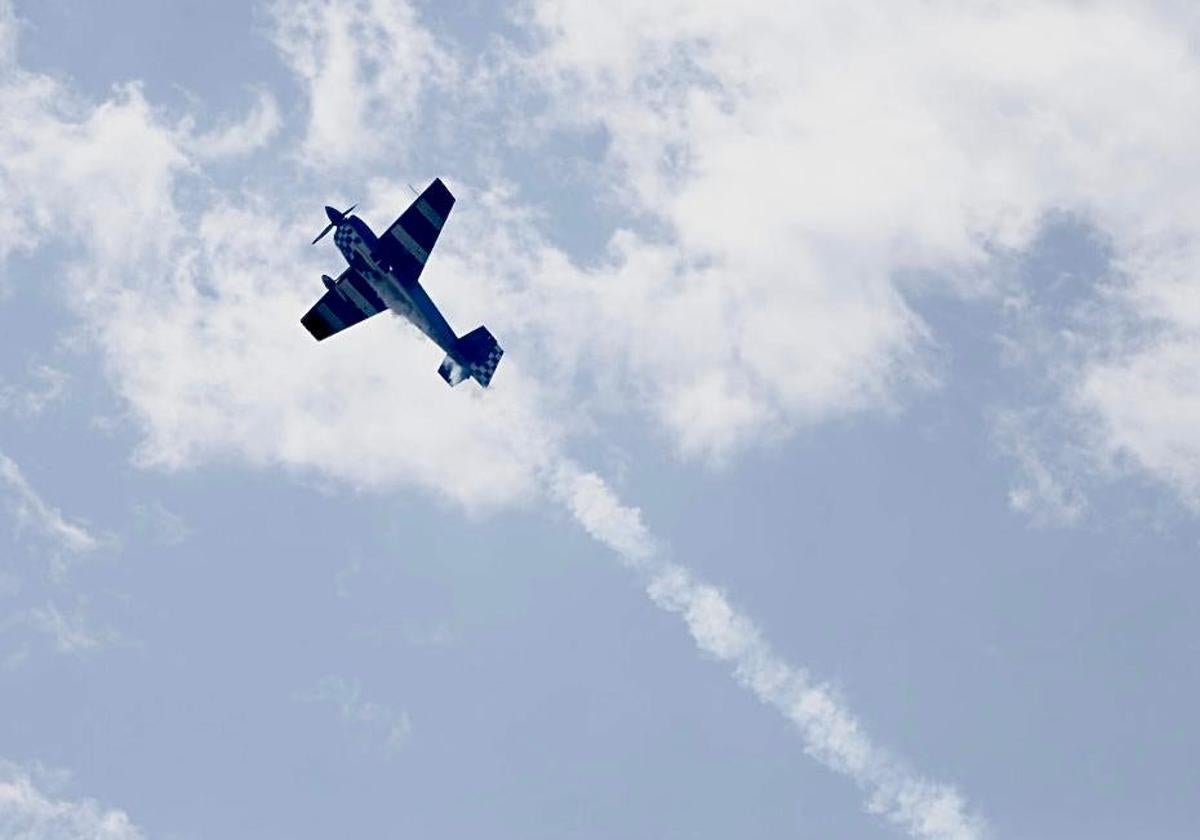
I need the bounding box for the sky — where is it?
[2,1,1200,838]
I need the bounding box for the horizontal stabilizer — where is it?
[436,326,503,388]
[438,355,468,387]
[458,326,503,387]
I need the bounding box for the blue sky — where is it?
[2,2,1200,838]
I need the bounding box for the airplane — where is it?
[300,178,503,388]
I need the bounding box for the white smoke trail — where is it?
[554,464,986,840]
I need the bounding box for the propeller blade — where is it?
[311,223,335,245]
[313,204,355,244]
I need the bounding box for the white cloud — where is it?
[30,0,1200,513]
[1078,333,1200,511]
[185,89,282,159]
[0,760,143,840]
[0,77,187,267]
[0,452,100,557]
[513,0,1200,480]
[268,0,453,168]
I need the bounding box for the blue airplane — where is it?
[301,178,503,387]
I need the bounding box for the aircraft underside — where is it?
[300,178,504,388]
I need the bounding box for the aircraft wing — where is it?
[300,266,389,341]
[377,178,456,284]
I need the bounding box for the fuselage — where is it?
[332,216,459,354]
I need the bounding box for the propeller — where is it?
[311,203,357,244]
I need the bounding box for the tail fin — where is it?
[437,326,503,388]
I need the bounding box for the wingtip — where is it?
[301,310,333,341]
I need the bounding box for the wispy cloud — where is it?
[0,759,143,839]
[993,409,1088,527]
[298,675,412,756]
[0,364,69,419]
[268,0,453,168]
[185,89,282,159]
[0,451,100,557]
[556,465,985,840]
[131,500,190,547]
[15,601,116,655]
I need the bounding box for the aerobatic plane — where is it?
[301,178,503,388]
